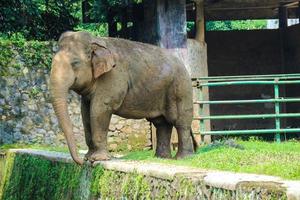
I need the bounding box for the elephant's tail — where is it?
[190,129,198,152]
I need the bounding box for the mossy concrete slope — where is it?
[0,149,299,200]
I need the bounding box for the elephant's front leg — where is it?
[89,102,112,162]
[81,99,96,160]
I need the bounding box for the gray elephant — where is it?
[50,31,197,165]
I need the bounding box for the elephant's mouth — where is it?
[74,78,96,96]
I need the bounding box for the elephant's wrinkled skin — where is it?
[50,31,197,165]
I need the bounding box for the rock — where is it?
[121,126,133,134]
[109,124,116,131]
[116,124,123,130]
[132,123,141,130]
[108,137,115,143]
[109,143,118,151]
[119,133,127,139]
[21,126,31,135]
[34,115,43,124]
[127,144,132,151]
[108,131,118,137]
[36,128,47,135]
[110,117,118,125]
[21,93,29,100]
[0,99,5,105]
[57,133,65,141]
[22,67,29,75]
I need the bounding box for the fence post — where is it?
[198,85,206,143]
[274,79,281,142]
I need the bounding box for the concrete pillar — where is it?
[143,0,211,148]
[193,0,211,144]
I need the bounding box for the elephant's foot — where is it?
[155,152,172,159]
[84,149,96,161]
[155,148,172,159]
[175,150,194,159]
[88,149,111,162]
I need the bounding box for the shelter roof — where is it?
[188,0,299,20]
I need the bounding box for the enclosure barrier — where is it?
[192,73,300,142]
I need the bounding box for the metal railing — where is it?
[192,73,300,142]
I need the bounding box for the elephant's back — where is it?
[102,37,183,70]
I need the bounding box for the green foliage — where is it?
[0,153,82,200]
[206,20,267,31]
[0,40,54,76]
[74,23,108,37]
[123,140,300,180]
[187,22,195,33]
[92,0,142,22]
[0,0,143,40]
[0,0,81,40]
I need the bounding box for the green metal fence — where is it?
[192,73,300,142]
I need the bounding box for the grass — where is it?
[1,140,300,180]
[122,140,300,180]
[0,143,68,153]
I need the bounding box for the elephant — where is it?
[50,31,197,165]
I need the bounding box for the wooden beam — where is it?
[279,5,288,126]
[283,1,299,7]
[279,6,288,29]
[298,1,300,19]
[195,0,205,43]
[108,10,117,37]
[82,0,92,23]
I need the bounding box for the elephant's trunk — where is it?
[51,87,83,165]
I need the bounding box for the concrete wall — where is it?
[206,30,283,134]
[205,27,300,136]
[286,24,300,128]
[207,29,283,76]
[286,24,300,72]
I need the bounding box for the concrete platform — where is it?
[1,149,299,200]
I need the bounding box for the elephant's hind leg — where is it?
[175,125,194,159]
[150,116,172,158]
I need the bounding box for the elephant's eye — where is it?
[71,60,81,68]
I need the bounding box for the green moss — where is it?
[90,165,104,195]
[127,134,148,151]
[175,177,197,199]
[237,182,287,200]
[90,168,151,200]
[0,153,82,200]
[120,172,151,200]
[0,152,16,200]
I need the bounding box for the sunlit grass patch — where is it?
[122,140,300,180]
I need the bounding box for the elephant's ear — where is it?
[91,41,116,79]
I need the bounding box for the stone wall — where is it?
[1,149,299,200]
[0,41,151,151]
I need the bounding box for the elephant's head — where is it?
[50,31,116,165]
